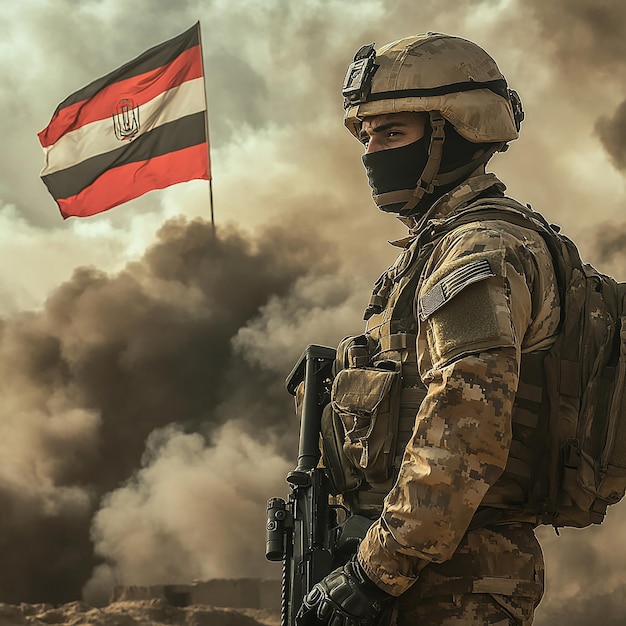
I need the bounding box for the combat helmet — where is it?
[343,33,524,215]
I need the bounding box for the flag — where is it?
[38,23,210,219]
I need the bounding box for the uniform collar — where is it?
[389,173,506,248]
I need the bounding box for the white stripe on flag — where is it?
[40,77,207,176]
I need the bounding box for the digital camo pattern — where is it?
[358,347,519,594]
[397,591,537,626]
[355,174,561,607]
[396,523,544,626]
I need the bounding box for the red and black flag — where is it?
[38,23,210,219]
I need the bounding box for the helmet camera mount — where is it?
[342,43,379,107]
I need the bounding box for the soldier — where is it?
[296,33,560,626]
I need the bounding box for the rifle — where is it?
[265,344,338,626]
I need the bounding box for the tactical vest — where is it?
[320,203,551,522]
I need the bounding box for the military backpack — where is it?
[322,196,626,528]
[441,198,626,527]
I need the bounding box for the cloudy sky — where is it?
[0,0,625,622]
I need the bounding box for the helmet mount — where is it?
[342,43,379,106]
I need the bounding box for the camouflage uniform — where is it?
[353,173,560,625]
[296,33,558,626]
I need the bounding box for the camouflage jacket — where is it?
[356,172,561,596]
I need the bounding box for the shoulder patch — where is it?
[419,258,495,320]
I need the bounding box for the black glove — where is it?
[296,556,393,626]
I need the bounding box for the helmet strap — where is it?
[433,142,505,187]
[396,111,446,216]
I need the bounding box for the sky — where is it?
[0,0,625,622]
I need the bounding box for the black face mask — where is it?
[361,122,494,216]
[361,136,430,214]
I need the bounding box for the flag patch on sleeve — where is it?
[419,258,495,320]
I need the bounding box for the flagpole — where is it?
[197,21,215,237]
[209,179,215,235]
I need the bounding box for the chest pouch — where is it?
[330,366,401,485]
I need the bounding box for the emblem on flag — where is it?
[112,98,140,141]
[38,22,211,219]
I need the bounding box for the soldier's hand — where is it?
[295,556,393,626]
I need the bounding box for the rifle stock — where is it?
[266,345,338,626]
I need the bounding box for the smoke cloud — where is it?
[0,215,366,604]
[595,100,626,172]
[525,0,626,73]
[85,422,293,605]
[0,1,625,623]
[536,504,626,625]
[589,220,626,280]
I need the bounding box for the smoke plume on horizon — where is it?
[0,214,367,604]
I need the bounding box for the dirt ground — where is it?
[0,600,281,626]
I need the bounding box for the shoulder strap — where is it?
[429,197,554,239]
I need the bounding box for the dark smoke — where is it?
[0,215,350,604]
[526,0,626,72]
[523,0,626,183]
[583,220,626,280]
[593,221,626,263]
[595,100,626,172]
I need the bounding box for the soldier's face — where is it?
[359,112,427,154]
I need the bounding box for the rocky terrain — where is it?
[0,601,280,626]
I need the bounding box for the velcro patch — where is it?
[419,258,495,320]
